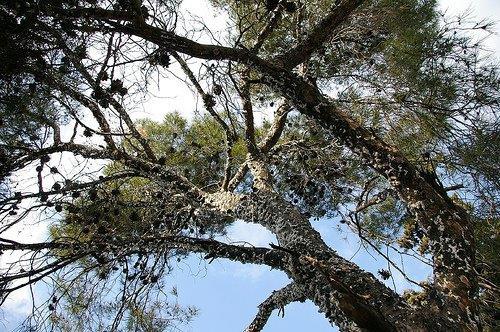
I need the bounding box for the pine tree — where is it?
[0,0,498,330]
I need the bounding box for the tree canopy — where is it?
[0,0,499,331]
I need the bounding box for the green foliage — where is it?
[361,196,407,240]
[454,126,500,190]
[3,0,499,329]
[135,112,246,187]
[51,113,245,252]
[47,275,198,332]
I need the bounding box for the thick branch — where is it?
[204,190,411,330]
[275,0,365,69]
[245,283,307,332]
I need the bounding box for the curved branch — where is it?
[245,282,307,332]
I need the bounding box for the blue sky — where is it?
[1,0,500,331]
[165,219,432,332]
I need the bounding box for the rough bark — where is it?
[205,185,435,330]
[245,283,307,332]
[108,16,479,331]
[9,1,483,330]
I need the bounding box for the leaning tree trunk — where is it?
[206,159,460,331]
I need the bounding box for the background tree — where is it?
[0,0,498,331]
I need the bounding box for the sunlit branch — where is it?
[228,102,290,191]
